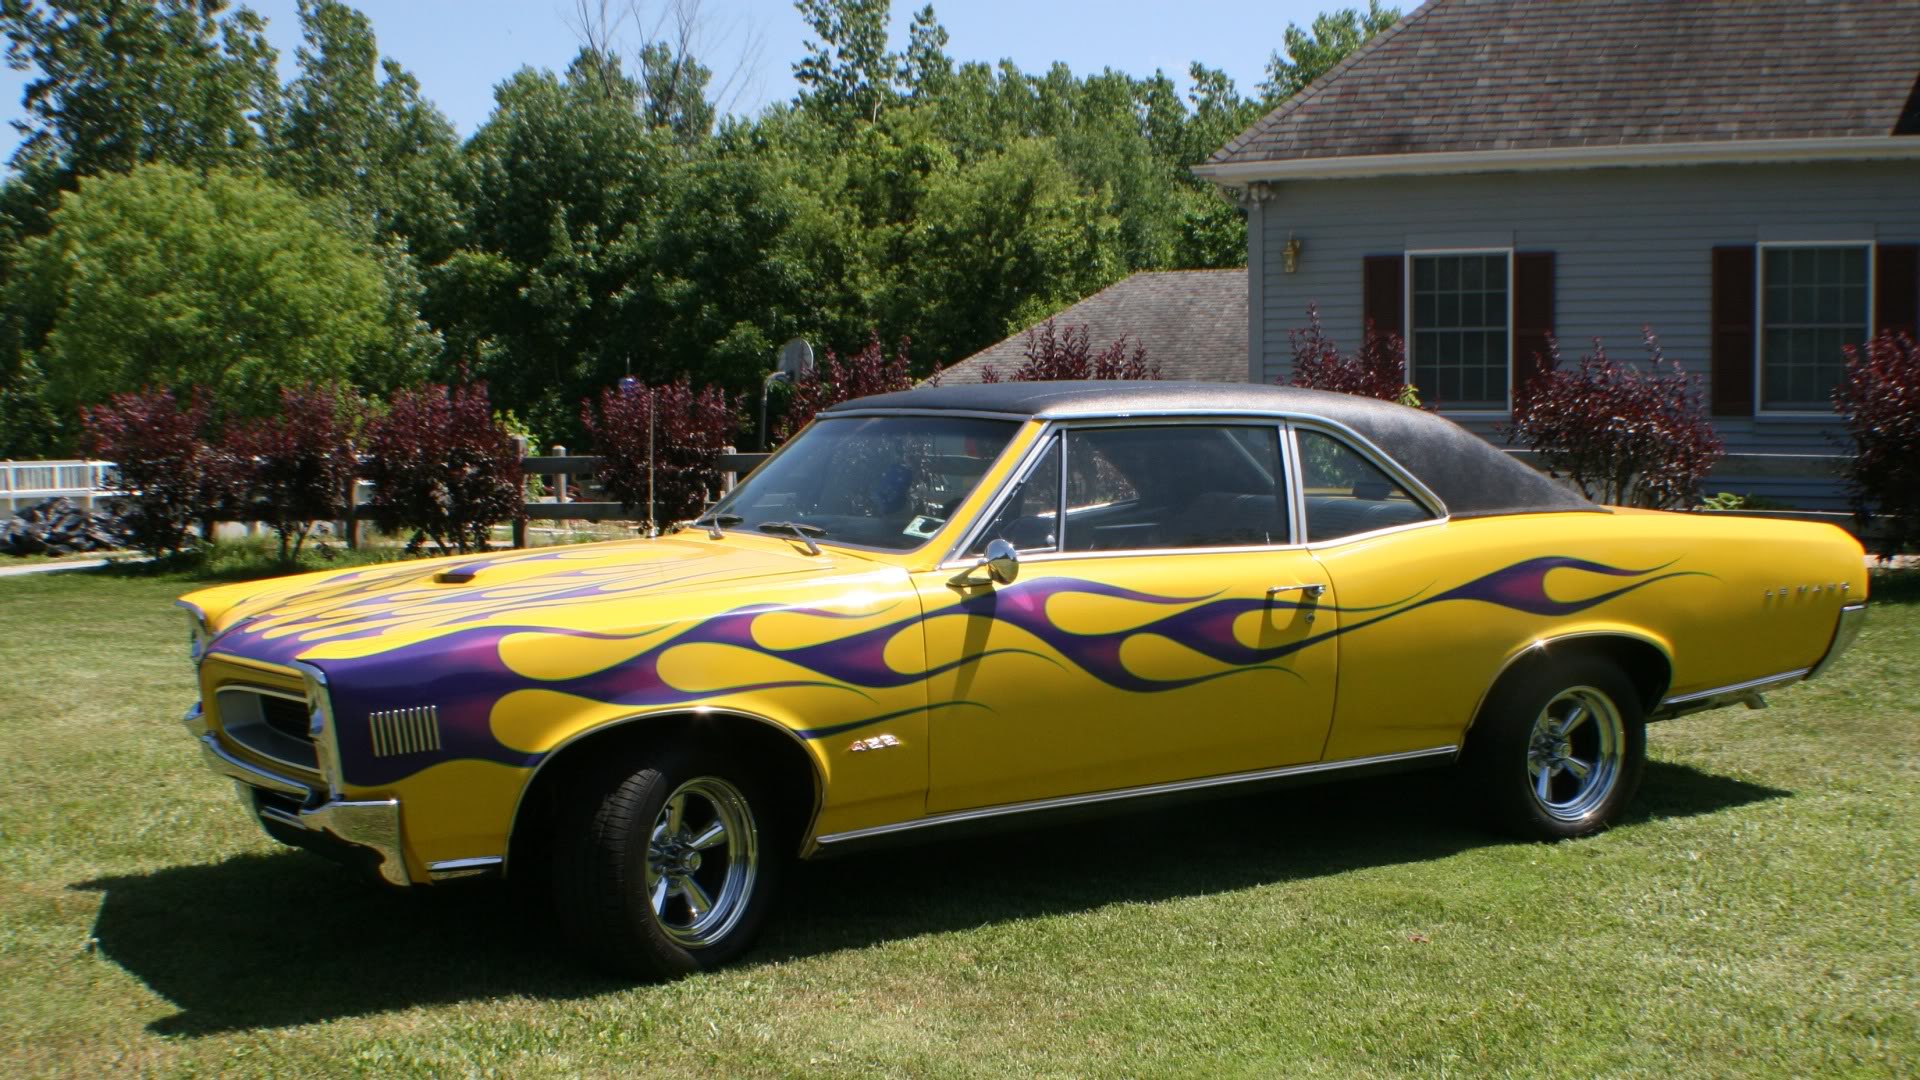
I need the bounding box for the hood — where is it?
[187,536,891,669]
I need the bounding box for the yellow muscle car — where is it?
[177,382,1868,978]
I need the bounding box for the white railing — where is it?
[1,459,117,514]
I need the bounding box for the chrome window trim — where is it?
[816,406,1034,422]
[940,412,1451,568]
[813,745,1460,847]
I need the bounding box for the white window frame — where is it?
[1754,240,1875,417]
[1404,247,1516,417]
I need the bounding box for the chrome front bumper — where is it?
[189,706,412,887]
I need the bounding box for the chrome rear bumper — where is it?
[1808,602,1869,681]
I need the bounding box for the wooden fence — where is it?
[509,448,771,548]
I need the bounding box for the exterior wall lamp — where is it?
[1282,233,1302,274]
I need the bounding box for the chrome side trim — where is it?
[199,733,312,799]
[813,745,1459,847]
[1807,602,1868,681]
[1655,668,1811,719]
[428,856,503,881]
[502,705,826,877]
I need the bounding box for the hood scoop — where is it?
[434,566,483,584]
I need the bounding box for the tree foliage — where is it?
[79,387,235,555]
[361,378,523,553]
[227,383,363,560]
[780,332,915,438]
[582,376,736,526]
[1506,330,1725,510]
[1286,304,1416,404]
[8,164,427,426]
[979,321,1158,382]
[1259,2,1399,104]
[1834,331,1920,559]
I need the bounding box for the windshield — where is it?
[704,415,1020,552]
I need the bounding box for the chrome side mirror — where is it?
[949,538,1020,588]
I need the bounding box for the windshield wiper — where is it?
[693,512,742,539]
[756,520,826,555]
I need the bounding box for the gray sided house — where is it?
[1194,0,1920,508]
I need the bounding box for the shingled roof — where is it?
[1210,0,1920,168]
[935,270,1246,385]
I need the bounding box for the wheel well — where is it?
[506,711,823,878]
[1473,634,1673,729]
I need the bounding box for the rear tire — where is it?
[1465,656,1646,841]
[552,747,785,978]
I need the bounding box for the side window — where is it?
[970,437,1061,554]
[1062,425,1287,552]
[1296,429,1435,542]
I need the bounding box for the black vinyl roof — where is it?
[824,381,1597,519]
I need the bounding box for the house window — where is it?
[1760,245,1870,411]
[1410,252,1509,411]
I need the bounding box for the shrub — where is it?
[362,378,523,554]
[583,377,737,528]
[1506,329,1724,509]
[1834,330,1920,558]
[979,320,1159,382]
[227,385,364,562]
[779,332,917,439]
[79,388,240,555]
[1286,304,1417,405]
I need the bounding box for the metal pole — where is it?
[647,388,656,536]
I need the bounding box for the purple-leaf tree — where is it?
[1506,329,1724,509]
[362,376,523,554]
[1834,330,1920,559]
[226,384,364,561]
[779,332,917,440]
[979,320,1159,382]
[1286,304,1414,404]
[80,388,240,555]
[583,377,737,528]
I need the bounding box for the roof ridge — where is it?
[1208,0,1445,165]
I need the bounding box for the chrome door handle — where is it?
[1266,583,1325,624]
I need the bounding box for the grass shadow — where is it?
[74,759,1786,1036]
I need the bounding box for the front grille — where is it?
[216,686,318,772]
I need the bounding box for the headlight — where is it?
[177,601,210,666]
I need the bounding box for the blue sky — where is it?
[0,0,1335,158]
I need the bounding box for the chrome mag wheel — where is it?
[643,776,760,949]
[1525,685,1624,823]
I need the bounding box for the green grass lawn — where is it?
[1,564,1915,1077]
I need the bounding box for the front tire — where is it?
[553,748,783,978]
[1465,656,1646,840]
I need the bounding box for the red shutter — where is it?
[1363,254,1405,338]
[1876,243,1919,340]
[1710,246,1757,417]
[1512,251,1555,399]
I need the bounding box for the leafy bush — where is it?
[780,332,917,439]
[1834,330,1920,558]
[227,385,364,561]
[583,377,737,528]
[1506,329,1724,509]
[1286,304,1417,404]
[361,379,523,554]
[1696,491,1787,512]
[979,320,1159,382]
[79,388,240,555]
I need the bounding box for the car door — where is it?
[910,421,1339,813]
